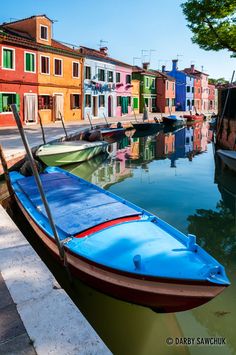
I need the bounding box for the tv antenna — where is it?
[133,57,141,66]
[141,49,149,63]
[176,54,183,61]
[98,39,108,49]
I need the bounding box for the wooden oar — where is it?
[38,112,46,144]
[59,111,68,139]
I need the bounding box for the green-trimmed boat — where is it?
[36,140,108,166]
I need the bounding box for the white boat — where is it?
[36,140,108,166]
[217,149,236,173]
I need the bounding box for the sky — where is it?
[1,0,235,80]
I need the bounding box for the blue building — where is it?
[167,60,194,112]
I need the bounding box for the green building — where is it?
[132,64,157,113]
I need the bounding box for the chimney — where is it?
[172,59,178,71]
[142,62,150,70]
[191,64,195,73]
[162,65,166,73]
[100,47,108,55]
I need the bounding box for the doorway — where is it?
[121,96,128,115]
[24,94,37,124]
[93,96,98,117]
[108,95,113,117]
[54,94,64,120]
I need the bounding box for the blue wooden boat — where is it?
[9,167,230,312]
[162,115,185,125]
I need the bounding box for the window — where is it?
[172,98,175,106]
[187,86,190,92]
[71,94,80,109]
[145,78,149,88]
[117,96,121,106]
[133,97,138,109]
[85,66,91,79]
[40,56,50,74]
[54,58,62,76]
[0,93,19,112]
[98,68,105,81]
[127,96,131,106]
[192,100,194,106]
[2,48,14,69]
[166,98,169,106]
[116,72,121,83]
[25,52,35,72]
[40,25,48,40]
[166,81,169,90]
[152,98,156,108]
[126,74,131,84]
[172,83,175,91]
[107,71,113,82]
[85,94,91,107]
[73,62,80,78]
[151,79,155,89]
[99,95,105,107]
[187,99,191,107]
[38,95,53,110]
[192,87,194,93]
[186,137,190,144]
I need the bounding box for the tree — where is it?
[181,0,236,57]
[208,77,229,85]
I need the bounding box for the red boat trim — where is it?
[75,215,141,238]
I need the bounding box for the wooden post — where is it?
[0,145,14,196]
[59,111,68,139]
[38,112,46,145]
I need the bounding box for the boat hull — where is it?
[14,193,226,313]
[37,144,107,166]
[217,150,236,172]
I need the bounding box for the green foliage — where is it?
[208,77,229,84]
[181,0,236,56]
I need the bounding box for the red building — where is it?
[208,83,216,110]
[155,67,176,114]
[155,132,175,158]
[0,28,38,126]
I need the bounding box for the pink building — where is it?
[115,64,132,117]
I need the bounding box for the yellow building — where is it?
[4,15,84,124]
[131,79,140,115]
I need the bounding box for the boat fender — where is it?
[133,254,142,270]
[208,265,222,278]
[187,234,198,252]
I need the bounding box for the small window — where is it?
[192,100,194,106]
[0,93,19,112]
[187,86,190,93]
[85,94,91,107]
[126,75,131,84]
[99,95,105,107]
[71,94,80,109]
[186,137,190,144]
[40,25,48,40]
[151,79,155,89]
[192,87,194,93]
[166,98,169,106]
[38,95,52,110]
[117,96,121,106]
[54,59,62,76]
[145,78,149,88]
[116,72,121,83]
[166,81,169,90]
[172,98,175,106]
[85,66,91,79]
[73,62,80,78]
[2,48,14,69]
[25,52,35,72]
[128,96,131,106]
[98,69,105,81]
[172,83,175,91]
[107,71,113,83]
[187,99,191,106]
[41,56,50,74]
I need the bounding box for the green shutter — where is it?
[3,49,13,69]
[26,53,35,71]
[133,98,138,109]
[15,94,20,112]
[0,94,2,112]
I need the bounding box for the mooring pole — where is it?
[59,111,68,139]
[0,145,14,196]
[87,113,93,130]
[103,113,109,127]
[11,104,66,263]
[38,112,46,145]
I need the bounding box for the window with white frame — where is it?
[145,77,149,88]
[71,94,80,109]
[40,25,48,40]
[151,79,155,89]
[116,72,121,83]
[25,52,35,72]
[73,62,80,78]
[107,71,113,82]
[85,94,91,107]
[99,95,105,107]
[40,56,50,74]
[2,47,15,70]
[0,93,19,112]
[54,58,63,76]
[85,66,91,79]
[98,69,105,81]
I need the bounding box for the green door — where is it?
[121,97,128,114]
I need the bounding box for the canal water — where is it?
[1,121,236,354]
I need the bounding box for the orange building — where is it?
[131,79,140,115]
[155,69,176,114]
[1,15,84,125]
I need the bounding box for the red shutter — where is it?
[49,96,53,109]
[70,94,74,109]
[38,95,43,110]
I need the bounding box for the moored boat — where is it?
[36,140,108,166]
[183,113,205,122]
[162,115,185,125]
[9,166,230,313]
[217,149,236,173]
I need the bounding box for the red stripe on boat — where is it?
[75,215,141,238]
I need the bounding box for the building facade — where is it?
[155,67,176,113]
[0,15,84,126]
[132,64,157,113]
[131,79,140,115]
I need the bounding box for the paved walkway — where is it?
[0,205,111,355]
